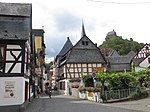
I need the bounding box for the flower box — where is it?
[87,92,100,102]
[71,83,79,88]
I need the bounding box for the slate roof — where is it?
[106,49,133,72]
[127,51,136,58]
[66,26,106,64]
[133,58,145,66]
[0,2,32,17]
[107,56,132,72]
[57,23,106,65]
[67,49,106,63]
[109,50,120,57]
[0,2,32,40]
[110,64,131,72]
[58,37,73,56]
[0,19,30,40]
[32,29,45,37]
[132,44,150,66]
[107,56,132,64]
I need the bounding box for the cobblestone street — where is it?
[23,94,144,112]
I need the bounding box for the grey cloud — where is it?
[45,11,97,61]
[53,10,81,32]
[44,33,71,59]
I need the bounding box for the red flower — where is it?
[71,83,79,88]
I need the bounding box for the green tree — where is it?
[100,35,144,55]
[45,61,53,73]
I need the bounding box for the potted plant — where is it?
[86,87,94,92]
[71,83,79,98]
[78,87,86,93]
[86,87,101,102]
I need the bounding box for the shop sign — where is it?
[4,81,15,98]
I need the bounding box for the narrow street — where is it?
[23,93,143,112]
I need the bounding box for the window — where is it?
[82,41,85,45]
[82,41,88,46]
[59,81,65,90]
[85,41,88,45]
[148,58,150,63]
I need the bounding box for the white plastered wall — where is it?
[0,77,28,106]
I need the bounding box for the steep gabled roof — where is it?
[107,56,132,64]
[133,43,150,66]
[0,2,32,17]
[58,37,73,56]
[106,50,134,72]
[107,56,132,72]
[109,50,120,57]
[0,20,31,40]
[133,58,145,66]
[0,2,32,41]
[127,51,136,58]
[66,23,106,63]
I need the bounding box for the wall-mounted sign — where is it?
[4,81,15,98]
[94,67,104,72]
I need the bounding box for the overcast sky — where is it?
[1,0,150,63]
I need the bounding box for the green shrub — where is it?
[130,87,149,99]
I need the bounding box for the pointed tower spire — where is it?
[81,20,86,37]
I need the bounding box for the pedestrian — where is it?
[37,86,41,98]
[48,85,52,98]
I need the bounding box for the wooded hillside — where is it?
[99,33,144,55]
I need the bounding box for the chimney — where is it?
[95,43,97,47]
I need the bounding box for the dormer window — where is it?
[82,41,88,46]
[85,41,88,45]
[82,41,85,45]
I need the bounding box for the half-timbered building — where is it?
[133,43,150,72]
[32,29,46,92]
[0,2,32,111]
[100,30,136,72]
[55,23,106,95]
